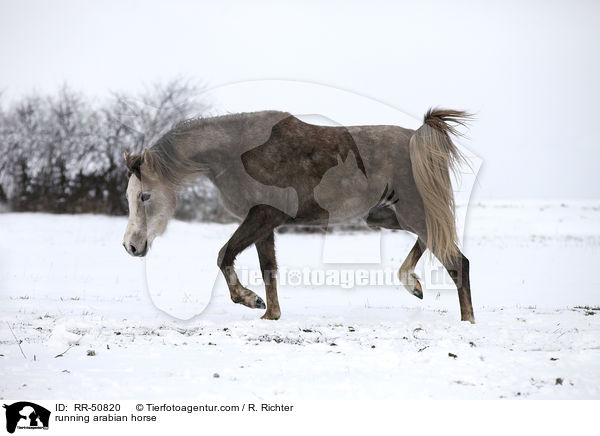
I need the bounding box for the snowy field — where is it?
[1,200,599,400]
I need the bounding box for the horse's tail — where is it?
[409,108,472,263]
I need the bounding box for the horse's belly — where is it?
[313,169,384,223]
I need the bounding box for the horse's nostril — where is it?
[130,244,137,254]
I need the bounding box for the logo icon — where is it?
[3,402,50,433]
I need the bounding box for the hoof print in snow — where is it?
[86,350,96,356]
[213,373,220,378]
[412,327,427,340]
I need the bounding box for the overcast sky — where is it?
[1,0,599,200]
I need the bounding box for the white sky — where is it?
[1,0,599,200]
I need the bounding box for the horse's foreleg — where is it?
[217,205,287,311]
[399,239,426,299]
[441,248,475,323]
[255,232,280,320]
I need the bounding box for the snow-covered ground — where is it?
[1,201,599,400]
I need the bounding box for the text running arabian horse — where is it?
[122,109,475,323]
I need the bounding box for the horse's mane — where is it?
[125,128,206,188]
[125,111,289,187]
[172,110,286,133]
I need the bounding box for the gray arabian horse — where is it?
[122,109,475,323]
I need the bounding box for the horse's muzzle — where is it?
[123,240,148,257]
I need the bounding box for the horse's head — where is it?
[122,150,176,257]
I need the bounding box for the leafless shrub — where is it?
[0,79,231,221]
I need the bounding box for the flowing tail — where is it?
[409,108,472,263]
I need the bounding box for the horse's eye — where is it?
[141,193,151,202]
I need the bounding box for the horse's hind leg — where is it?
[399,239,426,299]
[255,231,281,320]
[217,205,288,311]
[441,248,475,323]
[391,203,475,323]
[365,206,425,299]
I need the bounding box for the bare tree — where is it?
[0,78,228,219]
[96,78,212,215]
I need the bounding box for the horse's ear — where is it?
[3,404,7,408]
[124,151,143,179]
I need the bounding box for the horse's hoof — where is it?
[412,288,423,299]
[255,295,266,309]
[461,314,476,324]
[261,310,281,320]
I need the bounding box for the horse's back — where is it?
[208,113,421,224]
